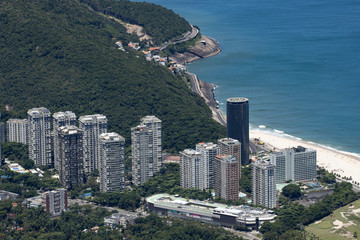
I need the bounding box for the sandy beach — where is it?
[175,29,360,186]
[250,129,360,184]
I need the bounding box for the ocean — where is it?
[140,0,360,157]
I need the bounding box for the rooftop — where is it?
[100,132,125,142]
[227,97,248,103]
[218,138,241,146]
[147,194,275,221]
[79,114,107,122]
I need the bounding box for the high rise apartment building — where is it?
[99,133,125,193]
[27,107,52,166]
[180,149,205,190]
[79,114,107,174]
[252,159,276,208]
[6,119,28,144]
[270,146,317,183]
[131,116,162,186]
[53,111,77,171]
[42,189,68,216]
[58,126,84,188]
[140,116,162,171]
[218,137,242,178]
[195,142,219,189]
[226,97,249,165]
[214,154,240,201]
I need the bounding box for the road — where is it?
[159,25,199,51]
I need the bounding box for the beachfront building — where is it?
[215,154,240,201]
[252,159,276,208]
[58,126,84,188]
[195,142,220,189]
[180,149,205,190]
[27,107,52,166]
[131,116,162,186]
[99,133,125,193]
[270,146,317,183]
[226,97,249,165]
[146,194,276,229]
[6,119,28,144]
[53,111,77,171]
[79,114,107,174]
[218,137,242,178]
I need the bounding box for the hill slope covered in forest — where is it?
[0,0,225,151]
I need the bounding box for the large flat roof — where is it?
[146,194,275,221]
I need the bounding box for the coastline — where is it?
[178,33,360,185]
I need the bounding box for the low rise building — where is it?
[104,212,137,228]
[146,194,275,229]
[0,190,19,200]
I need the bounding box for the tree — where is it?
[282,184,301,199]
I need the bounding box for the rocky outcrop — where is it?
[170,35,221,65]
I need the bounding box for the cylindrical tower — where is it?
[226,97,249,165]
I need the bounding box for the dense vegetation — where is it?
[0,167,61,198]
[0,200,242,240]
[79,0,191,45]
[1,143,34,169]
[125,214,243,240]
[260,182,359,239]
[0,0,225,152]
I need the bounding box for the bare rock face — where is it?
[170,35,221,65]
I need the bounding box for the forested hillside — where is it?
[80,0,192,44]
[0,0,225,152]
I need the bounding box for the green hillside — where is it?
[0,0,225,152]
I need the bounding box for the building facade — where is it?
[226,97,249,165]
[140,116,162,172]
[27,107,52,166]
[6,119,28,144]
[195,142,220,189]
[252,159,276,208]
[58,126,84,188]
[99,133,125,193]
[218,137,242,178]
[270,146,316,183]
[0,122,5,143]
[79,114,107,174]
[131,116,162,186]
[215,154,240,201]
[53,111,77,171]
[42,189,68,216]
[180,149,205,190]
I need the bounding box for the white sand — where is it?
[250,129,360,184]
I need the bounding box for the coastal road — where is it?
[159,25,199,50]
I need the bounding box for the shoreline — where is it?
[178,33,360,185]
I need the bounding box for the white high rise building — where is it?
[53,111,77,171]
[6,119,28,144]
[140,116,162,171]
[27,107,52,166]
[195,142,220,189]
[131,116,162,186]
[99,133,125,193]
[270,146,316,184]
[79,114,107,174]
[180,149,205,190]
[252,159,276,208]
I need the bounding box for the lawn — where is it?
[305,198,360,240]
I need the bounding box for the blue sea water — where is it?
[142,0,360,156]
